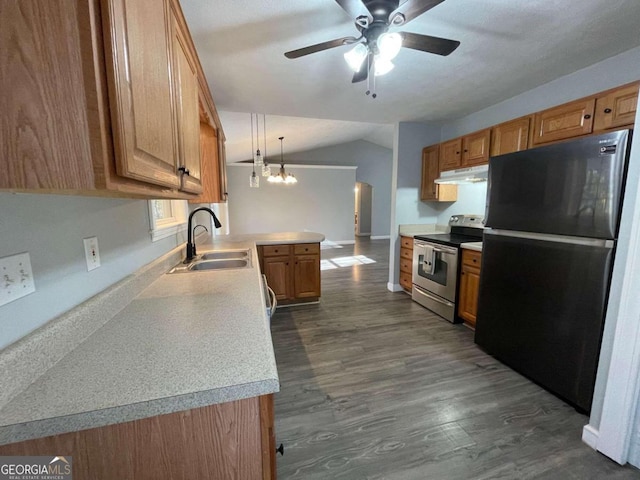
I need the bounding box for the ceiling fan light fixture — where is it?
[374,56,395,76]
[377,32,402,60]
[344,43,368,72]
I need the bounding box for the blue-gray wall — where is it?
[0,193,184,350]
[283,140,393,238]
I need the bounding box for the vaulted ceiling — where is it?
[181,0,640,162]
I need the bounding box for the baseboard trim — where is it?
[355,233,371,237]
[387,282,404,292]
[371,235,391,240]
[582,424,599,449]
[334,240,356,245]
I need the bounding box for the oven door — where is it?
[412,240,458,302]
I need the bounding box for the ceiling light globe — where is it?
[377,32,402,60]
[374,56,395,76]
[343,43,368,72]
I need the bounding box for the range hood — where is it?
[434,164,488,184]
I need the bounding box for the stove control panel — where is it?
[449,214,485,228]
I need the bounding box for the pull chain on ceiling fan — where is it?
[284,0,460,96]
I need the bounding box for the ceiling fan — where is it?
[284,0,460,84]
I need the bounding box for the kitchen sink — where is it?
[189,259,249,270]
[167,254,252,274]
[200,249,249,261]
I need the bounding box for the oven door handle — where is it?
[413,286,455,307]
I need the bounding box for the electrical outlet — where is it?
[0,252,36,307]
[83,236,101,271]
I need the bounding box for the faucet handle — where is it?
[178,166,190,176]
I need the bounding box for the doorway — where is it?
[355,182,372,237]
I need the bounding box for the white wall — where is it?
[226,164,356,242]
[283,140,392,237]
[0,193,184,350]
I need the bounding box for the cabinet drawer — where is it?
[400,236,414,249]
[400,257,413,274]
[462,249,482,267]
[400,247,413,261]
[400,271,412,291]
[262,244,292,257]
[294,243,320,255]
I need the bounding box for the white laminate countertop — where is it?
[461,242,483,252]
[0,233,324,446]
[212,231,325,245]
[398,224,449,237]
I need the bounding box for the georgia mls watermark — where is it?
[1,456,72,480]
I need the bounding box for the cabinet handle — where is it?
[178,166,190,176]
[461,272,465,275]
[456,151,460,154]
[604,108,612,114]
[276,444,284,456]
[464,149,468,152]
[584,114,591,119]
[473,259,477,263]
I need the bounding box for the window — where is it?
[148,200,188,242]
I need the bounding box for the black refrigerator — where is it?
[475,129,631,413]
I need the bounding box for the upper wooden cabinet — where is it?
[0,0,224,199]
[421,145,457,202]
[491,117,531,157]
[439,138,462,171]
[102,0,180,189]
[532,98,596,146]
[461,129,491,167]
[170,9,202,194]
[593,83,639,132]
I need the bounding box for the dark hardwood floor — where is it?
[270,238,639,479]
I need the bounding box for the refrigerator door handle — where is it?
[485,229,614,248]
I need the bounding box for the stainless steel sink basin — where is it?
[188,259,249,270]
[200,249,249,261]
[167,253,252,274]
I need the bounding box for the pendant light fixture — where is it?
[268,137,297,184]
[249,113,259,188]
[261,114,271,177]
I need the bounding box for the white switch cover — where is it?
[0,252,36,307]
[83,236,101,271]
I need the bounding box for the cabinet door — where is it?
[189,119,221,203]
[420,145,439,201]
[462,129,491,166]
[532,98,595,146]
[593,83,639,132]
[172,14,202,194]
[102,0,179,188]
[263,256,292,300]
[458,264,481,327]
[294,255,321,299]
[439,138,462,171]
[491,117,531,157]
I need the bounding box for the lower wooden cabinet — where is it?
[259,243,321,303]
[458,249,482,328]
[399,236,414,292]
[0,394,277,480]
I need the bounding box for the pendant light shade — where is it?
[261,114,271,177]
[268,137,297,185]
[344,43,368,72]
[377,32,402,60]
[249,113,259,188]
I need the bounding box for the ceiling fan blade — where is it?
[285,37,358,59]
[390,0,445,25]
[334,0,370,20]
[352,52,373,83]
[400,32,460,56]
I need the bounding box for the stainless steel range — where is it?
[412,214,484,323]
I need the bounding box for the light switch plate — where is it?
[83,236,101,271]
[0,252,36,307]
